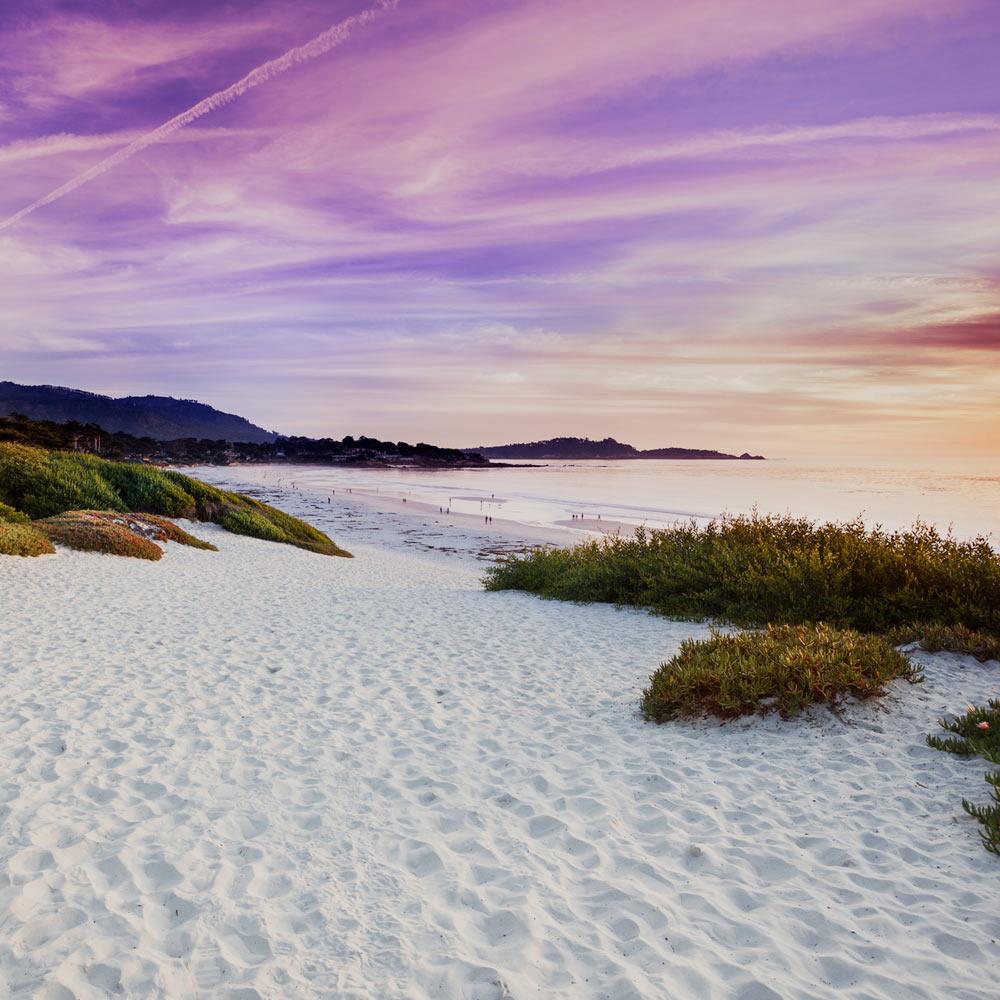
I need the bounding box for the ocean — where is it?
[193,457,999,542]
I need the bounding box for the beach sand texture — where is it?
[1,524,997,998]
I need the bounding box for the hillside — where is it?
[470,436,764,460]
[0,382,277,443]
[0,414,487,468]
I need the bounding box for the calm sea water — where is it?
[204,459,1000,542]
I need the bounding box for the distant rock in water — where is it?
[0,381,277,443]
[640,447,765,460]
[468,436,764,460]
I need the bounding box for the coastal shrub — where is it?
[642,623,921,722]
[163,470,351,556]
[0,443,350,557]
[37,511,171,560]
[0,521,55,557]
[219,506,287,544]
[244,500,342,553]
[34,511,216,559]
[99,462,196,517]
[485,515,1000,633]
[128,512,218,551]
[161,470,229,513]
[887,624,1000,663]
[0,500,29,524]
[928,701,1000,855]
[0,442,123,518]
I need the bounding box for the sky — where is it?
[0,0,998,458]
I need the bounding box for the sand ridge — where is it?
[0,522,997,998]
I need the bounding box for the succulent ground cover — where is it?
[35,510,218,560]
[928,701,1000,855]
[641,624,921,722]
[0,441,350,559]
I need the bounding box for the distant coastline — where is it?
[0,384,765,468]
[0,414,490,470]
[467,436,765,461]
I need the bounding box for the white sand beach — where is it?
[1,510,998,999]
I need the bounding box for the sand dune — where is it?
[1,521,997,998]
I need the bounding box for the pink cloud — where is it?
[0,14,279,109]
[0,0,997,459]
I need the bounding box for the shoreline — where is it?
[185,464,641,562]
[1,512,996,997]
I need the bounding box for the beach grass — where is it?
[0,442,351,558]
[642,623,920,722]
[928,701,1000,855]
[485,514,1000,634]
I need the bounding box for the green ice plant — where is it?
[928,700,1000,856]
[0,442,351,558]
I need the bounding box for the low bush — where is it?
[128,513,218,551]
[37,511,164,560]
[887,624,1000,663]
[100,462,196,517]
[219,506,287,545]
[928,701,1000,856]
[159,468,350,555]
[0,500,29,524]
[0,443,350,557]
[0,442,122,517]
[0,521,55,557]
[642,623,921,722]
[485,515,1000,634]
[36,511,220,560]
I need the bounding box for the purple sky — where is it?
[1,0,998,456]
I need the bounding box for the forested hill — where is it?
[0,382,277,443]
[0,414,487,468]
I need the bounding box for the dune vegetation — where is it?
[0,442,350,559]
[0,520,56,557]
[36,511,218,561]
[886,623,1000,663]
[0,499,29,523]
[488,513,1000,852]
[642,624,920,722]
[485,514,1000,854]
[485,514,1000,634]
[928,701,1000,855]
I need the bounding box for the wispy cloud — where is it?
[0,1,398,231]
[0,0,997,458]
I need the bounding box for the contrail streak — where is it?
[0,0,397,232]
